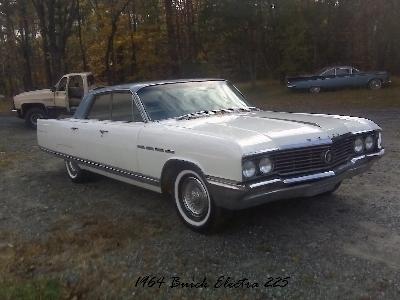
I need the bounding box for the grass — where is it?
[0,279,62,300]
[0,214,168,299]
[236,77,400,112]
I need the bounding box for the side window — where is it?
[87,93,111,120]
[68,76,84,99]
[57,77,68,92]
[87,75,95,87]
[336,68,350,76]
[69,76,83,89]
[111,92,143,122]
[322,69,335,76]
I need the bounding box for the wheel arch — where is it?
[160,158,206,195]
[21,103,47,117]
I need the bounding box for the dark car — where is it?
[287,66,391,93]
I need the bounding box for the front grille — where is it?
[270,135,354,176]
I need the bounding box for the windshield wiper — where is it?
[175,107,259,121]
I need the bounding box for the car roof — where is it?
[65,72,93,77]
[323,66,355,71]
[91,78,226,94]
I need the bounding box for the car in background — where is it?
[286,66,391,93]
[12,72,96,128]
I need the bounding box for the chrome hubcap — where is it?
[371,80,381,89]
[181,177,209,217]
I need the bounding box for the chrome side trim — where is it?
[40,147,160,186]
[249,179,281,189]
[205,175,245,190]
[351,149,385,164]
[283,171,335,184]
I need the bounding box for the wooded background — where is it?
[1,0,399,96]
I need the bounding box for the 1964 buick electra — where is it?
[37,79,384,231]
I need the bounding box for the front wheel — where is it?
[309,87,321,94]
[173,169,222,232]
[25,107,47,129]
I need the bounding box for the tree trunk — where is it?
[164,0,179,76]
[77,0,88,71]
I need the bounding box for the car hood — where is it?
[163,111,380,154]
[14,89,53,101]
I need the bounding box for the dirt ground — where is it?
[0,85,400,299]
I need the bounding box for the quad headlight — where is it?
[354,137,364,154]
[243,156,274,179]
[364,135,375,151]
[242,160,256,178]
[259,157,273,174]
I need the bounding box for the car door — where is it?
[334,67,352,88]
[350,68,368,87]
[54,76,68,107]
[70,91,144,175]
[320,68,336,89]
[97,91,145,173]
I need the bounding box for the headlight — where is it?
[377,132,382,149]
[259,157,273,174]
[242,160,256,178]
[354,137,364,154]
[364,135,375,151]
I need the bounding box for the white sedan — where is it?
[37,79,384,231]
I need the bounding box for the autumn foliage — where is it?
[0,0,399,96]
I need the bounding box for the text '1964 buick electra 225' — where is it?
[37,79,384,231]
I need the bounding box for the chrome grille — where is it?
[270,135,354,176]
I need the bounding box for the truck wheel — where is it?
[309,87,321,94]
[65,160,89,183]
[25,107,46,129]
[368,79,382,90]
[173,168,224,233]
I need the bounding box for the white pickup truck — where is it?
[37,79,384,232]
[12,72,96,128]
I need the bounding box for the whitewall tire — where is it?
[65,160,88,183]
[173,169,219,232]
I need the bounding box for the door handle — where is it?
[71,127,79,131]
[100,129,109,134]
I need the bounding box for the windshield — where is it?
[137,81,251,121]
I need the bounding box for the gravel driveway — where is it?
[0,106,399,299]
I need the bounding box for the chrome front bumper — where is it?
[207,149,384,210]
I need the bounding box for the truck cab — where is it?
[13,72,96,129]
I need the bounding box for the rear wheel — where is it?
[65,160,89,183]
[309,87,321,94]
[173,168,224,232]
[24,107,47,129]
[368,79,382,90]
